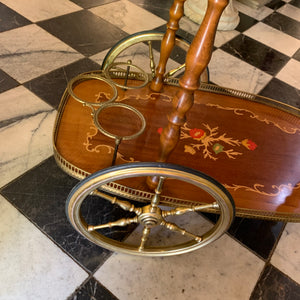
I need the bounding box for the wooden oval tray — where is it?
[53,72,300,221]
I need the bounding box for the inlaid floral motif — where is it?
[158,123,257,160]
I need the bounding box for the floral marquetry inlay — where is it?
[158,123,257,160]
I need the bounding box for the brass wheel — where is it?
[101,31,209,83]
[66,162,234,256]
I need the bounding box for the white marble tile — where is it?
[209,49,272,94]
[276,59,300,89]
[0,196,88,299]
[233,0,273,21]
[90,49,110,66]
[179,16,240,48]
[244,22,300,57]
[0,86,56,188]
[94,213,264,300]
[1,0,81,22]
[271,223,300,284]
[0,24,83,83]
[214,30,240,47]
[90,0,166,34]
[278,4,300,23]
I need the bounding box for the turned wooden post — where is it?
[148,0,229,188]
[150,0,186,92]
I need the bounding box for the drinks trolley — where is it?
[53,0,300,256]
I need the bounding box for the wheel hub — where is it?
[138,205,163,228]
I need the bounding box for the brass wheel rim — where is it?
[66,163,235,256]
[101,31,209,83]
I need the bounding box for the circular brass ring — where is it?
[104,62,149,90]
[93,103,146,141]
[67,73,118,106]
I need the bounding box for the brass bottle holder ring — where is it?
[67,73,118,107]
[104,61,149,90]
[93,102,146,165]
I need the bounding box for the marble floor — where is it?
[0,0,300,299]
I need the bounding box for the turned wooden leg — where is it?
[150,0,186,92]
[148,0,229,188]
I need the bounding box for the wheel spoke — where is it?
[87,216,138,231]
[162,202,219,217]
[138,227,151,251]
[166,63,186,78]
[161,220,202,242]
[93,190,142,215]
[150,176,166,208]
[147,41,156,78]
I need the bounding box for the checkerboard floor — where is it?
[0,0,299,299]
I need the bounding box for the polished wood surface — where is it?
[54,78,300,221]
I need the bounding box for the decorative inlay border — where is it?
[224,182,300,197]
[207,103,300,135]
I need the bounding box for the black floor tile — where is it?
[70,0,118,9]
[67,277,118,300]
[0,3,31,33]
[221,34,289,76]
[289,0,300,8]
[203,213,285,259]
[24,58,101,108]
[0,157,111,272]
[235,12,258,33]
[250,264,300,299]
[292,48,300,62]
[263,12,300,39]
[0,69,19,93]
[265,0,285,10]
[37,10,128,56]
[259,78,300,108]
[228,218,285,260]
[129,0,174,21]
